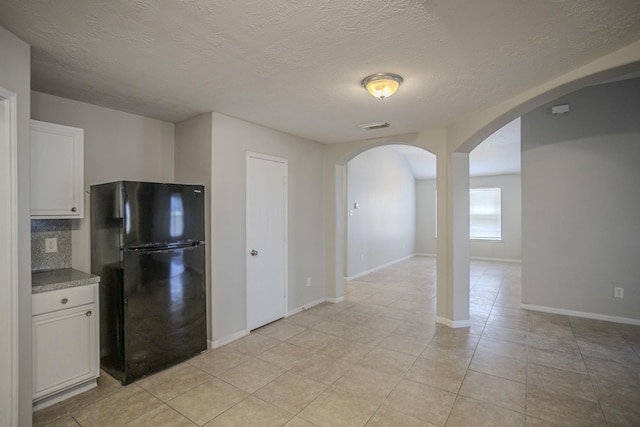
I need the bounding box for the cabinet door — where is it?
[32,304,98,400]
[30,120,84,218]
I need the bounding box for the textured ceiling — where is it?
[1,1,640,143]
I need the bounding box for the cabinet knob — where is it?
[71,207,77,212]
[86,311,92,317]
[61,298,68,304]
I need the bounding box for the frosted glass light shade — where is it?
[361,73,403,100]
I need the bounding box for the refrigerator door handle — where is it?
[127,241,201,253]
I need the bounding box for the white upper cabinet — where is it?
[30,120,84,218]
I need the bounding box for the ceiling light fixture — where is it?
[361,73,403,100]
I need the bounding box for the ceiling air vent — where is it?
[359,122,390,131]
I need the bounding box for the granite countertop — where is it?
[32,268,100,294]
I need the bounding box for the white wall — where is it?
[210,113,325,343]
[30,91,175,272]
[416,179,437,255]
[469,174,521,262]
[521,77,640,322]
[0,24,32,427]
[346,146,416,277]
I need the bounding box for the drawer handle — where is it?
[71,207,77,212]
[61,298,68,304]
[86,311,92,317]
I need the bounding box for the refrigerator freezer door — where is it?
[121,243,206,384]
[121,181,205,248]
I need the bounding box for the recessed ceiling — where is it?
[1,1,639,144]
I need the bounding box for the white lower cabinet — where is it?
[32,284,99,409]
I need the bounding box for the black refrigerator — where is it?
[90,181,207,385]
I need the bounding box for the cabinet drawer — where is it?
[33,285,95,316]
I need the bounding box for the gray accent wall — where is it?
[521,77,640,321]
[346,146,417,277]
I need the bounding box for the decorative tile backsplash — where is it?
[31,219,72,271]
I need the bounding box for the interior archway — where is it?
[442,64,640,328]
[324,133,442,306]
[452,63,640,155]
[327,60,640,328]
[343,144,436,277]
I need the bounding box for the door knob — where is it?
[250,249,258,256]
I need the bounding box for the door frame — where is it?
[0,87,19,426]
[245,151,288,330]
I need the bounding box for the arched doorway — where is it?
[325,59,640,328]
[344,144,436,280]
[339,143,439,326]
[450,67,638,328]
[323,133,442,307]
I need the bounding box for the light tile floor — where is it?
[35,257,640,426]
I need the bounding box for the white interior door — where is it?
[246,153,287,331]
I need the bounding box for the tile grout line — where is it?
[568,318,611,427]
[337,272,439,426]
[38,259,638,426]
[443,265,491,426]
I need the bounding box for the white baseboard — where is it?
[212,329,249,349]
[436,316,471,328]
[287,298,326,316]
[470,256,521,264]
[212,296,341,349]
[521,304,640,326]
[345,254,416,281]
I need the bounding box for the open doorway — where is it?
[468,118,521,265]
[342,144,438,322]
[344,144,436,280]
[467,118,523,328]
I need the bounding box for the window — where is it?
[470,188,501,240]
